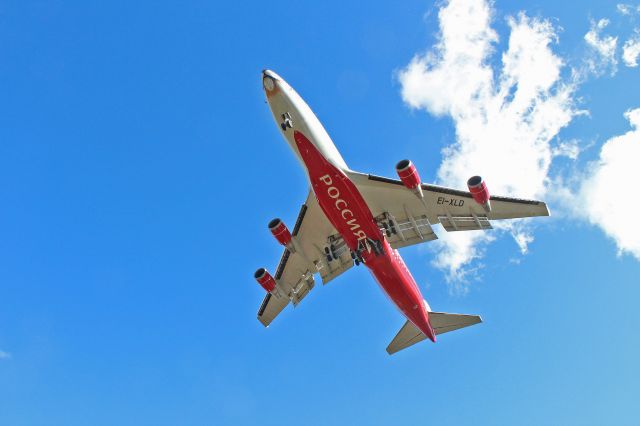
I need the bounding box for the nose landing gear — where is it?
[280,112,293,131]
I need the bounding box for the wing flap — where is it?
[438,214,493,232]
[320,257,353,284]
[377,211,438,249]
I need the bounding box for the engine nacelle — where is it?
[268,218,295,252]
[254,267,276,293]
[467,175,491,212]
[396,160,424,199]
[396,160,421,189]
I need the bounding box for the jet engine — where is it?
[396,159,420,189]
[268,218,296,252]
[254,267,276,293]
[467,176,491,212]
[396,159,424,199]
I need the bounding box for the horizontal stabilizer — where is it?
[386,312,482,355]
[386,320,425,355]
[429,312,482,335]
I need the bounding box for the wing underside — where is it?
[348,171,549,251]
[257,190,354,327]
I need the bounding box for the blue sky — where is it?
[1,0,640,425]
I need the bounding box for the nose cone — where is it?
[262,69,282,94]
[262,69,280,79]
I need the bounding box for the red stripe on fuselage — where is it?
[293,130,436,342]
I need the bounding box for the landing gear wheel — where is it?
[390,223,397,235]
[382,222,391,238]
[325,246,334,262]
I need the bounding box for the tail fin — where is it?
[386,312,482,355]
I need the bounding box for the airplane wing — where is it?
[257,190,354,327]
[347,170,549,250]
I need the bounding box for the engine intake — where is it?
[467,176,491,212]
[254,267,276,293]
[396,159,424,200]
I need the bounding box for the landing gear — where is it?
[324,244,338,263]
[369,238,383,256]
[375,213,398,238]
[351,239,383,265]
[382,222,392,238]
[324,246,332,262]
[280,112,293,131]
[384,220,397,236]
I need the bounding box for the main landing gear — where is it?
[351,238,384,266]
[324,244,338,263]
[381,220,397,238]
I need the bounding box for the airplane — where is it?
[254,69,550,354]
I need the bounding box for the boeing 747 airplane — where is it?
[254,70,549,354]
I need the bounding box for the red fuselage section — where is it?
[294,131,436,342]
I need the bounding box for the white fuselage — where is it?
[262,70,348,175]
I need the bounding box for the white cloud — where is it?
[584,19,619,76]
[512,228,535,254]
[399,0,498,116]
[617,4,633,15]
[398,0,578,285]
[431,229,493,288]
[622,35,640,67]
[616,3,640,15]
[578,108,640,259]
[0,350,11,360]
[553,139,581,160]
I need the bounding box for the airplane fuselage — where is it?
[263,70,436,342]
